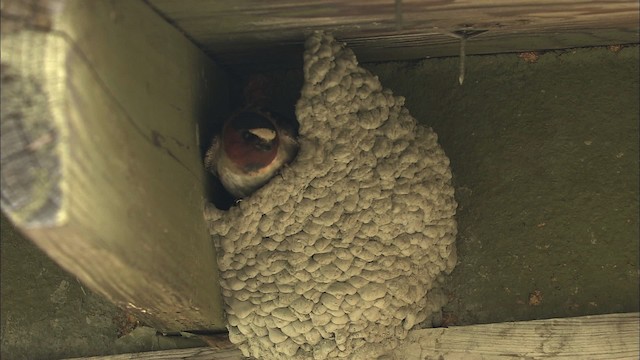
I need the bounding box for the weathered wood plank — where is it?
[71,347,243,360]
[68,313,640,359]
[0,0,228,331]
[148,0,640,68]
[400,312,640,359]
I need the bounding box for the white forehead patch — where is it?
[249,128,277,141]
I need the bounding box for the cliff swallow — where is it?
[205,107,299,199]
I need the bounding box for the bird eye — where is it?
[239,129,275,152]
[241,130,254,141]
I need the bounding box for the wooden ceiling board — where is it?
[148,0,639,67]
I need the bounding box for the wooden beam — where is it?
[402,312,640,359]
[147,0,640,68]
[68,312,640,359]
[0,0,228,331]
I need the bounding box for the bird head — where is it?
[222,110,282,174]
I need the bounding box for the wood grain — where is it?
[400,312,640,359]
[71,347,243,360]
[69,312,640,359]
[0,0,228,331]
[147,0,640,68]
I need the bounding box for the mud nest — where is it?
[206,31,457,360]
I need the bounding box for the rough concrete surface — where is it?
[366,46,640,325]
[1,44,638,359]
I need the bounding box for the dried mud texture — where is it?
[206,32,457,359]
